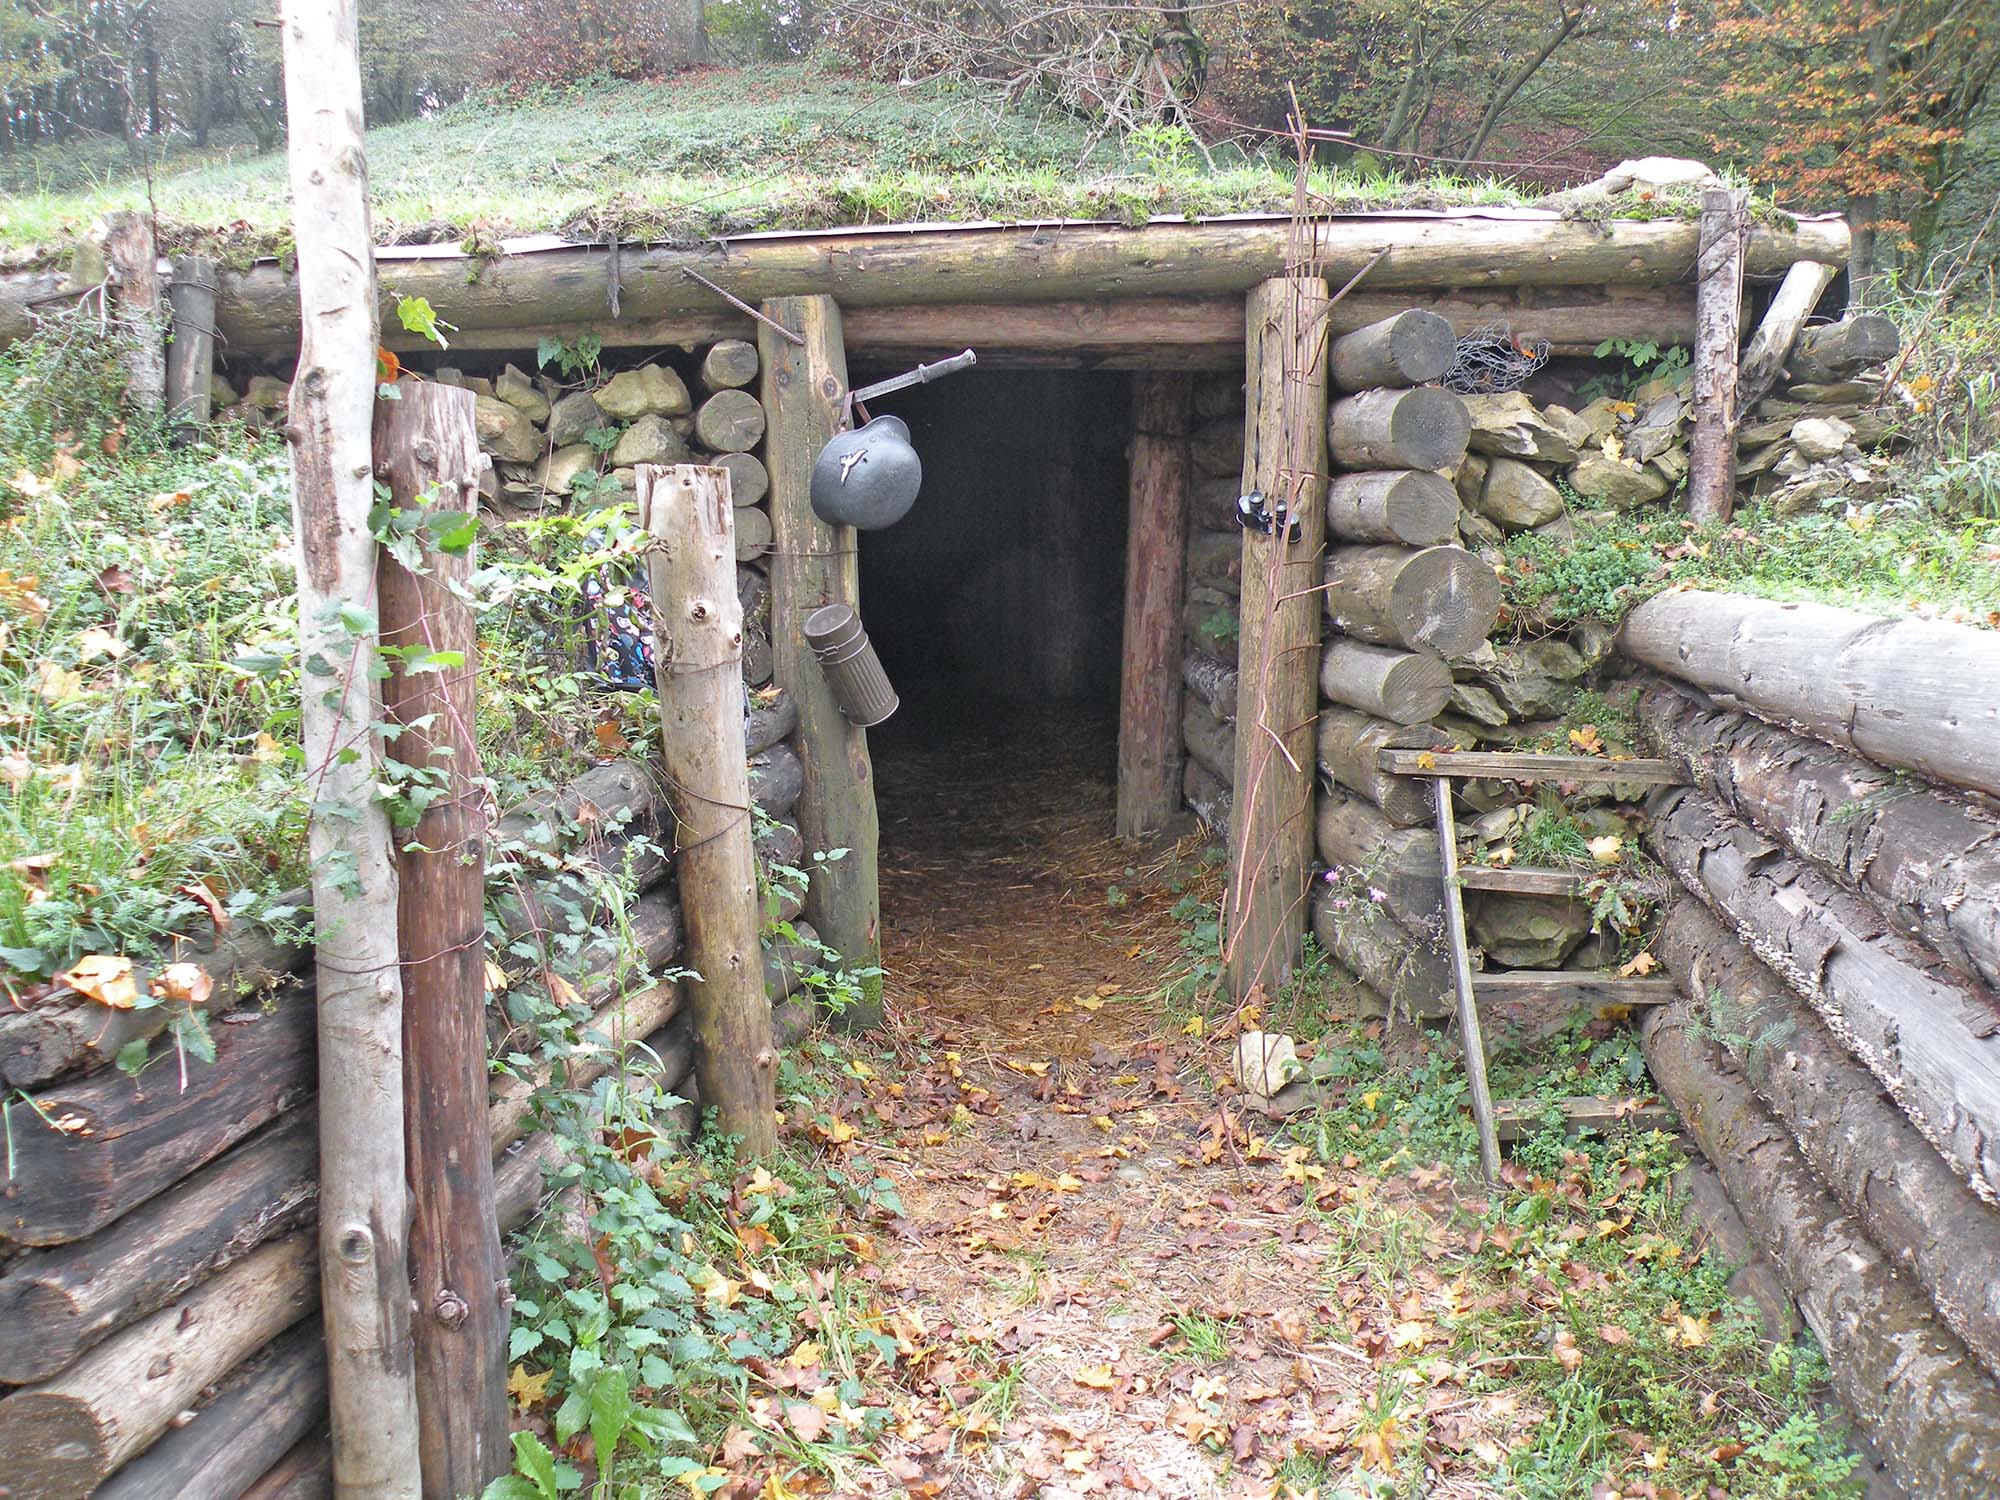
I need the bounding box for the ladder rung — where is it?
[1473,972,1678,1006]
[1492,1095,1676,1140]
[1457,865,1587,896]
[1375,749,1684,785]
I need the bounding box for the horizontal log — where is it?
[1658,899,2000,1382]
[3,995,315,1246]
[1182,649,1239,723]
[1318,637,1452,724]
[1185,530,1241,594]
[1182,759,1232,830]
[1373,748,1681,784]
[1314,783,1442,925]
[745,688,798,756]
[1323,544,1498,657]
[1182,698,1236,786]
[695,388,765,453]
[1190,475,1241,532]
[1620,590,2000,801]
[1787,314,1901,384]
[1328,387,1470,471]
[748,741,804,821]
[1654,789,2000,1201]
[1329,309,1455,392]
[1638,677,2000,993]
[1642,1001,2000,1495]
[1310,883,1453,1018]
[1183,586,1239,661]
[13,214,1841,357]
[1316,706,1451,826]
[1324,469,1459,546]
[239,1435,331,1500]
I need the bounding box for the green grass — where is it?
[0,61,1538,268]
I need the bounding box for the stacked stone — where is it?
[1735,314,1905,515]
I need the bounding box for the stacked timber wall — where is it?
[0,336,827,1500]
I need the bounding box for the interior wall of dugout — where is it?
[856,369,1133,714]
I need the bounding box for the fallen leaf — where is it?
[1072,1364,1118,1390]
[61,954,139,1008]
[1618,949,1658,978]
[507,1364,551,1408]
[149,961,214,1007]
[1587,835,1625,865]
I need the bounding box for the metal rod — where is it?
[1434,775,1501,1182]
[849,349,977,404]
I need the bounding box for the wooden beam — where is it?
[1117,373,1193,838]
[639,464,779,1153]
[373,379,508,1499]
[165,254,217,432]
[1226,276,1329,1002]
[1436,778,1501,1180]
[1688,188,1747,525]
[1493,1096,1675,1141]
[759,295,882,1025]
[1375,748,1682,785]
[1738,260,1838,406]
[1471,972,1678,1007]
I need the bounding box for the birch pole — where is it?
[278,3,424,1497]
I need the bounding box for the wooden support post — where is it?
[165,254,217,433]
[640,464,779,1155]
[1117,372,1193,839]
[1738,260,1838,406]
[374,378,508,1499]
[1226,276,1330,1003]
[276,0,425,1495]
[102,211,164,418]
[1688,187,1747,526]
[1433,777,1500,1182]
[759,295,882,1027]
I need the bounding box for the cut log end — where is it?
[1328,386,1471,472]
[1324,544,1500,658]
[1330,309,1456,392]
[1325,469,1460,546]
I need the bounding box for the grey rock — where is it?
[597,364,692,420]
[1461,392,1578,463]
[244,374,289,410]
[1568,454,1669,509]
[474,393,541,464]
[1469,893,1593,968]
[1477,639,1588,719]
[1453,453,1488,508]
[1458,509,1506,550]
[495,364,551,423]
[534,444,599,499]
[1449,681,1511,727]
[548,391,606,447]
[1477,456,1565,530]
[1540,404,1596,451]
[1790,416,1854,462]
[610,414,692,468]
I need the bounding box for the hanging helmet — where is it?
[810,415,922,530]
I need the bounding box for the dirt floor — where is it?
[836,706,1535,1499]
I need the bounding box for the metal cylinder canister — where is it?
[802,604,900,727]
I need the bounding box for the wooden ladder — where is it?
[1376,749,1686,1181]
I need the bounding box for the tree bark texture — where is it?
[1183,649,1238,724]
[1788,314,1901,384]
[1322,544,1498,658]
[1315,706,1452,827]
[1310,884,1453,1020]
[103,210,164,417]
[1638,678,2000,994]
[1620,589,2000,802]
[1227,276,1330,1003]
[1316,637,1452,725]
[1118,372,1193,838]
[1324,469,1460,546]
[1314,783,1443,928]
[1641,1002,2000,1495]
[1652,788,2000,1202]
[760,296,881,1022]
[640,464,779,1154]
[165,253,218,430]
[1687,189,1746,525]
[1737,260,1838,406]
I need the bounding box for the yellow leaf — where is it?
[1676,1313,1710,1347]
[1072,1364,1118,1390]
[61,954,138,1009]
[149,961,214,1007]
[1567,725,1604,755]
[1183,1014,1205,1038]
[75,626,127,661]
[1587,835,1625,865]
[546,971,583,1008]
[1618,950,1658,978]
[1360,1090,1383,1112]
[1489,846,1516,868]
[507,1364,551,1408]
[1415,751,1437,771]
[1355,1413,1402,1469]
[482,960,510,993]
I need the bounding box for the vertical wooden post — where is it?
[759,295,882,1028]
[1227,277,1330,1004]
[1432,778,1500,1182]
[640,464,779,1155]
[277,1,424,1496]
[101,211,164,419]
[374,378,508,1500]
[1689,187,1748,526]
[165,254,217,433]
[1117,372,1193,840]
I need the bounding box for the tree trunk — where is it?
[1620,590,2000,802]
[1652,789,2000,1202]
[1638,678,2000,994]
[1328,308,1455,392]
[1317,637,1451,724]
[1327,387,1470,471]
[1324,469,1459,546]
[1687,188,1746,525]
[1323,543,1498,657]
[374,379,507,1499]
[103,211,165,419]
[1227,276,1330,1003]
[1787,314,1901,384]
[1183,760,1233,830]
[1118,372,1193,838]
[1182,698,1235,786]
[694,388,766,452]
[1737,259,1838,406]
[276,0,424,1492]
[701,338,759,390]
[640,465,778,1154]
[1310,883,1453,1019]
[1658,899,2000,1382]
[760,296,881,1023]
[1314,706,1452,827]
[1641,1002,2000,1494]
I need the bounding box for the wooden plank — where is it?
[1738,259,1838,406]
[1375,748,1682,784]
[1434,777,1501,1181]
[1117,372,1193,838]
[1473,972,1678,1007]
[1457,865,1586,896]
[1493,1096,1675,1141]
[1226,276,1329,1002]
[759,295,882,1025]
[1688,188,1748,525]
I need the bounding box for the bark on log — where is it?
[1641,1002,2000,1495]
[701,338,760,391]
[1324,469,1460,547]
[1182,761,1233,831]
[1185,530,1240,593]
[1653,789,2000,1201]
[716,451,769,508]
[0,1234,319,1500]
[1315,707,1451,827]
[749,741,805,820]
[764,920,822,1003]
[1182,650,1238,723]
[1117,372,1192,839]
[1688,188,1746,526]
[0,1113,315,1384]
[166,254,218,430]
[1323,544,1499,658]
[1329,309,1456,392]
[1738,260,1838,406]
[3,994,314,1246]
[1227,276,1330,1003]
[1788,314,1901,384]
[1638,678,2000,993]
[1658,899,2000,1382]
[1314,785,1443,928]
[1317,637,1452,724]
[641,464,778,1155]
[746,688,798,755]
[1190,415,1244,478]
[1182,699,1236,786]
[1327,388,1470,472]
[734,502,774,560]
[694,389,766,453]
[95,1322,327,1500]
[103,212,165,417]
[1189,475,1240,532]
[1620,590,2000,801]
[1310,884,1453,1020]
[240,1435,332,1500]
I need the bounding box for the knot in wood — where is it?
[336,1225,374,1263]
[432,1288,470,1328]
[819,375,842,401]
[413,438,438,465]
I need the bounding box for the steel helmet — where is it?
[810,415,922,530]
